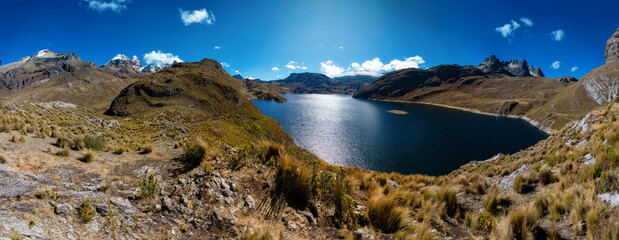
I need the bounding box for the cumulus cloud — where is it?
[285,61,307,70]
[143,51,183,68]
[221,62,229,67]
[320,61,345,77]
[213,46,220,50]
[495,20,521,38]
[179,8,215,26]
[571,66,578,72]
[339,46,344,50]
[550,61,561,69]
[320,56,425,77]
[551,29,565,41]
[82,0,131,13]
[272,67,280,71]
[520,17,533,26]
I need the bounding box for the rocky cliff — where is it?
[582,28,619,104]
[476,55,544,77]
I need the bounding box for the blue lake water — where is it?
[252,94,548,175]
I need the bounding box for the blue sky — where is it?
[1,0,617,80]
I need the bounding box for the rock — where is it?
[110,197,137,214]
[300,210,316,225]
[161,196,173,211]
[95,203,109,215]
[55,203,72,215]
[598,193,619,206]
[286,221,297,231]
[606,28,619,64]
[558,76,577,83]
[213,207,225,222]
[353,229,373,240]
[244,195,256,210]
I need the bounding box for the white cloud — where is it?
[520,17,533,26]
[571,66,578,72]
[320,56,425,77]
[285,61,307,70]
[550,61,561,69]
[495,20,521,38]
[213,46,220,50]
[320,61,345,77]
[339,46,344,50]
[221,62,230,67]
[551,29,565,41]
[272,67,280,71]
[143,51,183,68]
[179,8,215,26]
[82,0,130,13]
[235,70,241,75]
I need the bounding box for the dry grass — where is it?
[367,195,407,233]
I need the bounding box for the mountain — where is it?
[332,74,377,83]
[477,55,544,77]
[100,54,147,78]
[0,49,134,108]
[232,74,244,80]
[354,57,582,131]
[268,72,370,94]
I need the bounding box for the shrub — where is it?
[141,144,153,154]
[83,135,106,151]
[137,173,159,200]
[471,211,496,233]
[78,198,95,223]
[80,150,95,163]
[367,195,406,233]
[184,139,208,167]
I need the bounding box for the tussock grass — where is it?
[367,195,407,233]
[80,150,95,163]
[141,144,153,154]
[56,149,70,158]
[184,138,209,168]
[274,155,313,209]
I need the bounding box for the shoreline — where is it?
[372,98,555,135]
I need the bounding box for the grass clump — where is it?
[56,149,70,158]
[83,135,106,151]
[184,139,208,168]
[483,187,509,215]
[80,150,95,163]
[501,207,540,240]
[437,187,460,219]
[114,146,125,155]
[273,155,313,209]
[137,173,159,200]
[367,195,406,233]
[141,144,153,154]
[538,167,558,185]
[78,198,95,223]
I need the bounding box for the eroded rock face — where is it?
[606,28,619,64]
[582,28,619,104]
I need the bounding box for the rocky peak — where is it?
[477,55,543,77]
[101,54,144,77]
[606,28,619,64]
[477,55,507,74]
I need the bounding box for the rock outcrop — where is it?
[582,28,619,104]
[606,28,619,64]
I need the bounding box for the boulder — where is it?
[55,203,72,215]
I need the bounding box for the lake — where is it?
[252,94,548,175]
